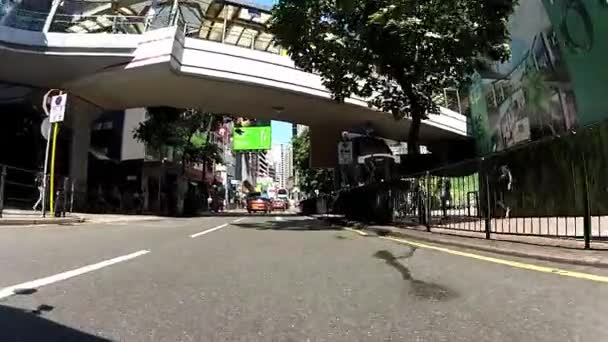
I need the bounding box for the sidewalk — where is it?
[0,209,166,226]
[320,216,608,268]
[0,209,83,225]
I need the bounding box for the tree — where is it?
[292,130,334,195]
[270,0,517,153]
[133,107,224,175]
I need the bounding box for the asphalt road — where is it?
[1,214,607,341]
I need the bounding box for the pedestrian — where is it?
[497,165,513,218]
[439,177,452,218]
[32,172,44,212]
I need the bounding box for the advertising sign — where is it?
[233,126,272,151]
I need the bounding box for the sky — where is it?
[271,120,292,145]
[255,0,277,6]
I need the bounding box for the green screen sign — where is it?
[233,126,272,151]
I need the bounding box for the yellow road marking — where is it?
[343,227,369,236]
[343,227,608,284]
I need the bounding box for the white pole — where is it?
[40,89,58,217]
[170,0,179,26]
[222,3,228,43]
[41,123,52,217]
[42,0,62,33]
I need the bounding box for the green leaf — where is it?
[271,0,518,150]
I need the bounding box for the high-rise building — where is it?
[274,144,293,189]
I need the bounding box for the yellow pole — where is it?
[49,123,59,217]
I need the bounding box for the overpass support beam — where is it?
[309,125,342,169]
[69,113,92,208]
[66,98,101,208]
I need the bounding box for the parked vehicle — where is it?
[272,198,288,210]
[246,192,272,213]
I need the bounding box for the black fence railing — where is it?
[334,120,608,248]
[0,164,74,218]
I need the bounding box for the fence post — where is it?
[112,15,117,33]
[425,171,431,231]
[481,158,492,239]
[0,165,6,218]
[62,177,69,217]
[70,180,75,214]
[582,153,591,249]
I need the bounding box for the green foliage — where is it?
[270,0,517,152]
[133,107,224,171]
[292,130,334,195]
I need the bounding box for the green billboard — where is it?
[232,126,272,151]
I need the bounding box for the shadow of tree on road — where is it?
[374,249,457,301]
[0,304,110,341]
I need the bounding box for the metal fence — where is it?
[51,13,152,34]
[0,164,74,218]
[335,120,608,248]
[0,8,47,31]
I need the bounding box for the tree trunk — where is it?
[408,112,422,155]
[396,77,423,155]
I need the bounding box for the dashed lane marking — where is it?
[0,250,150,300]
[190,223,229,238]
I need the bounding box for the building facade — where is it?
[274,144,293,190]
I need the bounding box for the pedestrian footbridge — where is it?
[0,0,469,159]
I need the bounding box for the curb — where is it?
[322,217,608,269]
[0,217,85,226]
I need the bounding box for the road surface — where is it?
[0,214,607,341]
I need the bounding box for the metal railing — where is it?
[334,119,608,249]
[0,164,74,218]
[51,13,152,34]
[0,8,47,31]
[0,8,153,34]
[1,8,287,54]
[432,88,463,114]
[181,22,284,55]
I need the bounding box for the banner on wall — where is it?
[470,0,608,156]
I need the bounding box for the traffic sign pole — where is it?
[49,123,60,217]
[41,89,61,217]
[42,90,67,217]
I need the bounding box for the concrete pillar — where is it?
[66,97,101,208]
[69,114,92,204]
[309,125,342,168]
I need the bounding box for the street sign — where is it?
[49,94,67,123]
[338,141,354,165]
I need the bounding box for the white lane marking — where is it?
[232,218,245,223]
[190,223,229,238]
[275,216,284,222]
[0,250,150,300]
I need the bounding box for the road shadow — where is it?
[233,218,340,231]
[0,304,110,341]
[374,249,457,301]
[199,211,301,218]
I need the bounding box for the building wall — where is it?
[469,0,608,156]
[121,108,146,161]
